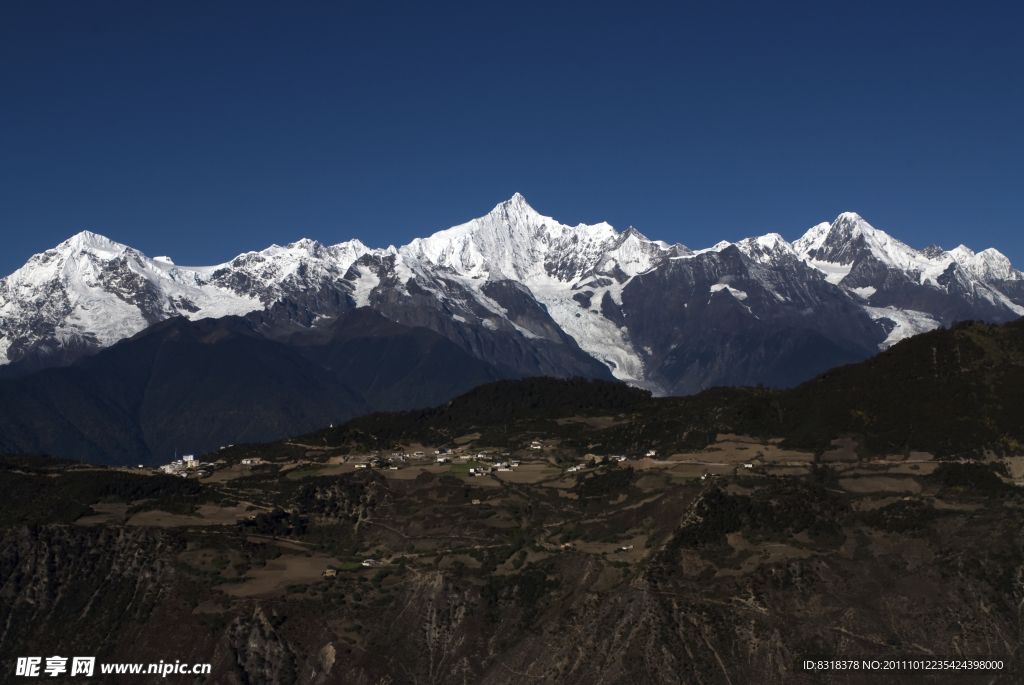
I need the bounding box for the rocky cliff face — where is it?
[0,526,176,664]
[2,196,1022,392]
[2,480,1020,685]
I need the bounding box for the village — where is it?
[146,431,811,489]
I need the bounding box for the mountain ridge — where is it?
[2,195,1022,395]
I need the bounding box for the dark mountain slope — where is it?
[356,254,617,382]
[0,317,369,465]
[307,318,1024,460]
[770,317,1024,456]
[0,309,574,466]
[286,307,504,411]
[615,244,884,394]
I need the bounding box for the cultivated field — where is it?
[126,503,253,527]
[221,552,342,598]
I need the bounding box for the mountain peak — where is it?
[795,213,911,267]
[285,238,323,250]
[834,211,865,224]
[35,231,132,270]
[488,192,541,221]
[733,233,795,264]
[620,226,650,242]
[63,230,126,254]
[951,245,1020,283]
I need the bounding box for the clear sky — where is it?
[2,1,1022,277]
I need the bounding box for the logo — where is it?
[15,657,96,678]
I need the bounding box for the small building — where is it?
[646,450,657,457]
[471,499,481,505]
[437,456,450,463]
[743,463,753,469]
[322,569,337,578]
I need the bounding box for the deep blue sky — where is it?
[2,1,1022,277]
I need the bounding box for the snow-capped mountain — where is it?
[2,195,1021,394]
[0,231,372,370]
[792,212,1024,347]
